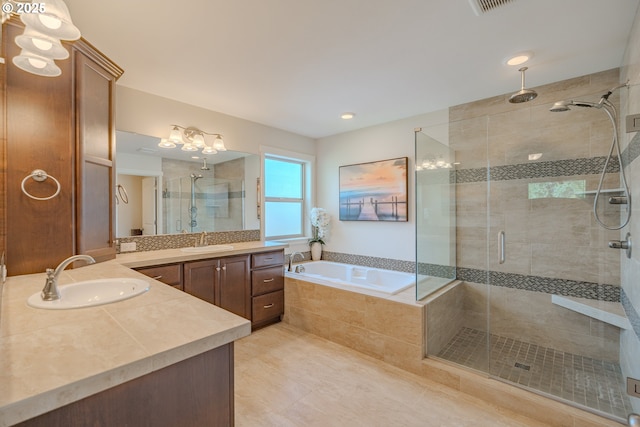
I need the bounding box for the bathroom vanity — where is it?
[128,242,286,330]
[0,241,286,426]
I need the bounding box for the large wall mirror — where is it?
[116,130,260,238]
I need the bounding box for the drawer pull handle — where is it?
[263,303,275,309]
[152,275,163,280]
[265,257,273,260]
[263,278,275,283]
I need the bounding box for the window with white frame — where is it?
[264,156,306,240]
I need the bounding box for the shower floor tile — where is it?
[436,327,633,420]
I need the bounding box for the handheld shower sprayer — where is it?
[549,81,630,230]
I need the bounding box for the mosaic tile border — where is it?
[621,131,640,169]
[454,131,640,185]
[117,229,260,253]
[457,267,620,302]
[621,289,640,342]
[310,254,618,302]
[455,156,619,184]
[417,262,456,280]
[321,251,415,273]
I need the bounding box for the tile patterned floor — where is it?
[234,323,552,427]
[437,327,633,420]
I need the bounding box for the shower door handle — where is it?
[498,231,506,264]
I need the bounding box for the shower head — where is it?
[509,67,538,104]
[549,100,600,112]
[201,159,210,170]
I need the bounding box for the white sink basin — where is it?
[27,278,150,310]
[180,244,234,253]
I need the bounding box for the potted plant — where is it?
[309,207,330,260]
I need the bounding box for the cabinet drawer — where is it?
[136,264,183,289]
[251,251,284,269]
[252,290,284,324]
[252,266,284,295]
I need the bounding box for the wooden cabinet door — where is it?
[3,21,74,275]
[74,49,119,263]
[183,259,218,304]
[217,255,250,319]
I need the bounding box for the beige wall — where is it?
[116,86,316,158]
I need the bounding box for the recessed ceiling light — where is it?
[505,52,533,66]
[341,112,355,120]
[191,156,200,159]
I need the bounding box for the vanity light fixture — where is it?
[160,125,227,154]
[11,0,81,77]
[20,0,81,41]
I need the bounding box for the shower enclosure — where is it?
[163,175,244,234]
[418,70,639,423]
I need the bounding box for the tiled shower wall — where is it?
[620,3,640,413]
[447,68,625,360]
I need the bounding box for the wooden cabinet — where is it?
[251,250,285,329]
[184,255,250,318]
[184,258,218,304]
[74,48,120,263]
[218,255,251,319]
[136,249,284,328]
[135,263,183,290]
[1,19,122,275]
[15,344,235,427]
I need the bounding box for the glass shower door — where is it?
[486,86,632,422]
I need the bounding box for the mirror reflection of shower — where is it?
[190,173,203,231]
[550,82,631,230]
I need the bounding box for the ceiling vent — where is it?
[468,0,515,15]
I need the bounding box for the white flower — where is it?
[309,207,330,244]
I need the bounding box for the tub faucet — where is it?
[288,252,304,272]
[41,254,96,301]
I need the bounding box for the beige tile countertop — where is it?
[0,241,287,426]
[116,240,288,269]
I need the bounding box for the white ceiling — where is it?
[64,0,639,139]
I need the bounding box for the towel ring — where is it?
[117,184,129,204]
[21,169,61,201]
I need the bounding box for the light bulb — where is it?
[39,14,62,30]
[158,138,176,149]
[168,127,183,144]
[32,38,53,51]
[202,146,218,155]
[192,133,205,147]
[181,143,198,152]
[27,57,47,69]
[212,135,226,151]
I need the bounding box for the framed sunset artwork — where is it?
[339,157,408,222]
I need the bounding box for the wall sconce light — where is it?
[9,0,81,77]
[160,125,227,154]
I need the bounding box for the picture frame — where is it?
[339,157,408,221]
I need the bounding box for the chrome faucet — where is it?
[288,251,304,272]
[41,254,96,301]
[195,231,207,247]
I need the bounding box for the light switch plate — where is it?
[627,114,640,133]
[120,242,137,252]
[628,377,640,398]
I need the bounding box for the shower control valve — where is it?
[608,232,632,259]
[608,196,628,205]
